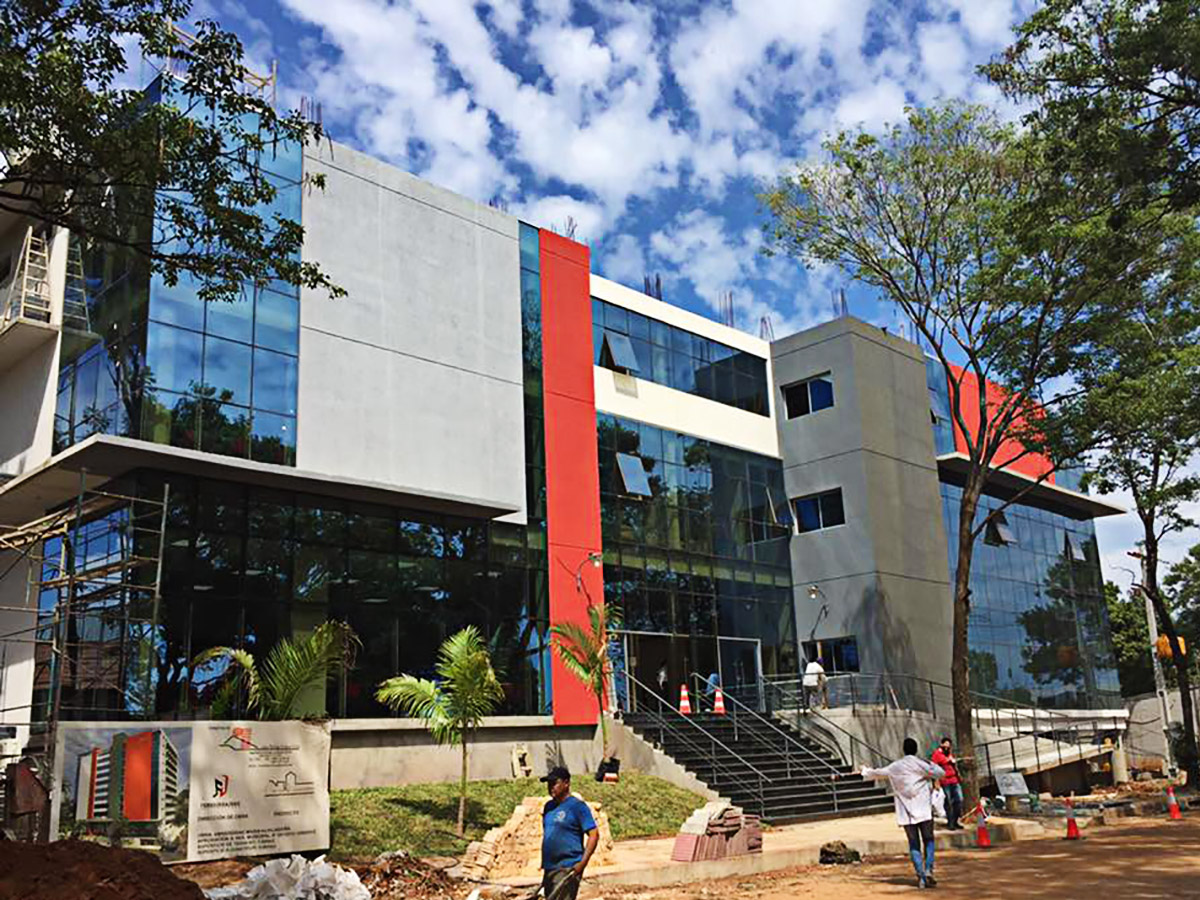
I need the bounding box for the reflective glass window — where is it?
[150,270,205,331]
[809,377,834,411]
[252,411,297,465]
[206,293,254,344]
[202,335,253,405]
[793,489,843,533]
[602,331,641,372]
[617,453,653,496]
[146,323,203,394]
[253,347,298,415]
[255,289,299,355]
[200,401,251,456]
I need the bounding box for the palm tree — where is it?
[192,620,359,720]
[376,626,504,837]
[551,601,622,761]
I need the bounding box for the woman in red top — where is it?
[931,736,963,829]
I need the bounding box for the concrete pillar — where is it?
[1112,745,1130,783]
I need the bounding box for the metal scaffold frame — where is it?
[0,471,170,790]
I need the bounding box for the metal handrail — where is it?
[972,713,1126,784]
[621,670,772,817]
[688,672,844,792]
[759,679,892,771]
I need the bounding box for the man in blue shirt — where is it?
[540,766,598,900]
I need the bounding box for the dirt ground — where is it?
[584,818,1200,900]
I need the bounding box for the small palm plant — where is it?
[192,620,359,720]
[551,601,622,760]
[376,626,504,837]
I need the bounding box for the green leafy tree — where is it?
[1104,581,1156,698]
[1051,281,1200,784]
[551,600,622,760]
[192,620,359,720]
[1,0,341,301]
[762,102,1161,800]
[376,626,504,837]
[1165,543,1200,650]
[985,0,1200,216]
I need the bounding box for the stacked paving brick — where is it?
[671,801,762,862]
[460,795,614,881]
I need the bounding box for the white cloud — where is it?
[603,234,647,287]
[519,195,606,244]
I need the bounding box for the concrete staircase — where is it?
[622,711,894,824]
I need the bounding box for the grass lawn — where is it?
[329,773,705,862]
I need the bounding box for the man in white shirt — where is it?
[802,657,826,710]
[862,737,946,889]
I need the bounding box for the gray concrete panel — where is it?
[298,141,525,517]
[297,329,525,515]
[774,318,951,687]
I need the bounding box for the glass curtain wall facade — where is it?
[592,299,770,415]
[939,483,1120,709]
[54,75,301,466]
[34,471,553,722]
[598,413,798,704]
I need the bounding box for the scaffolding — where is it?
[0,472,169,791]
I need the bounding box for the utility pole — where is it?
[1130,550,1175,772]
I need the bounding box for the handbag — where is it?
[931,784,946,819]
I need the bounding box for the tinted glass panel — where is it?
[809,377,834,411]
[604,331,641,371]
[203,335,253,405]
[616,453,653,496]
[795,497,821,533]
[146,323,203,394]
[255,289,299,355]
[819,490,845,528]
[205,294,254,344]
[253,348,298,415]
[252,411,297,465]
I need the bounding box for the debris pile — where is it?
[818,841,861,865]
[0,838,207,900]
[364,850,461,900]
[460,795,614,881]
[203,855,369,900]
[670,801,762,862]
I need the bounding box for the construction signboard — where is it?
[48,720,330,862]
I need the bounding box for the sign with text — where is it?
[995,771,1031,797]
[50,720,330,862]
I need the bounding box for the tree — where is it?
[1165,543,1200,650]
[551,600,622,761]
[1104,581,1156,698]
[192,620,359,720]
[1,1,341,301]
[376,626,504,837]
[985,0,1200,216]
[1052,281,1200,784]
[762,102,1157,800]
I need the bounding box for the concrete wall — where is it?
[0,224,63,478]
[773,319,951,684]
[329,715,715,799]
[297,141,526,519]
[1125,688,1200,764]
[0,339,57,477]
[0,552,35,755]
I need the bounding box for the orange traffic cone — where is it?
[1167,786,1184,821]
[712,688,727,715]
[975,803,991,849]
[1064,798,1081,840]
[679,684,692,715]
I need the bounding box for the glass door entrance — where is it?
[719,637,763,710]
[615,632,718,713]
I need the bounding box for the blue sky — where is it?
[178,0,1029,337]
[163,0,1195,582]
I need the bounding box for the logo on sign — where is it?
[213,775,231,798]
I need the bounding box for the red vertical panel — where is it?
[539,231,604,726]
[87,749,98,819]
[122,731,155,822]
[946,364,1055,483]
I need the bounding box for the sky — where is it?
[160,0,1195,586]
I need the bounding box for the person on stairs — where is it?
[862,737,946,890]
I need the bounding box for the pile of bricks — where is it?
[460,795,614,881]
[671,801,762,862]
